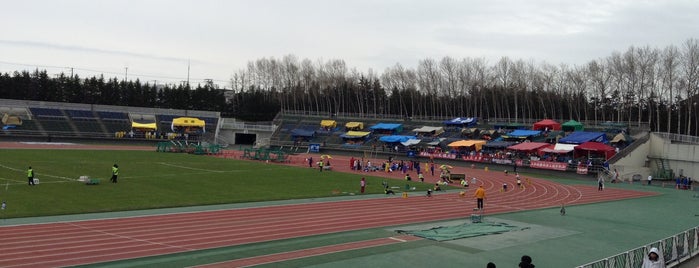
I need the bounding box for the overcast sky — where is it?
[1,0,697,87]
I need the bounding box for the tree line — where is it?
[2,38,698,135]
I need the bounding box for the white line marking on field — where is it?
[158,162,225,173]
[0,163,75,181]
[389,236,407,242]
[66,222,194,251]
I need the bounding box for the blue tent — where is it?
[502,130,542,139]
[379,135,416,143]
[558,131,608,144]
[443,117,478,127]
[369,123,403,134]
[290,129,315,138]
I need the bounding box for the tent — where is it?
[558,131,608,144]
[345,122,364,130]
[340,131,370,139]
[443,117,478,127]
[131,122,157,130]
[574,141,617,160]
[610,133,632,144]
[447,140,487,151]
[532,119,561,131]
[401,138,422,146]
[171,117,205,133]
[561,120,584,132]
[320,120,337,129]
[2,113,22,126]
[539,143,577,154]
[413,126,445,136]
[501,130,542,140]
[481,141,516,150]
[369,123,403,134]
[379,135,416,143]
[507,142,551,153]
[291,129,315,138]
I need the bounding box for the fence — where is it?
[577,225,699,268]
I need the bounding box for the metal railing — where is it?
[577,225,699,268]
[655,132,699,145]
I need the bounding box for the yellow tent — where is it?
[171,117,205,133]
[320,120,337,128]
[2,113,22,125]
[345,122,364,130]
[131,122,157,130]
[447,140,487,151]
[344,131,370,137]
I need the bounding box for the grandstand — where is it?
[0,99,221,143]
[269,110,656,179]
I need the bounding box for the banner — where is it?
[419,152,457,159]
[530,160,567,171]
[491,158,513,165]
[462,155,484,162]
[576,165,588,174]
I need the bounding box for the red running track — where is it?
[0,146,657,267]
[0,181,655,267]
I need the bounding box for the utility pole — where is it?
[186,59,190,87]
[124,67,128,82]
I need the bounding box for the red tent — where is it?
[507,142,551,153]
[574,142,617,160]
[532,119,561,131]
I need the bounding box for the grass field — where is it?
[0,149,439,218]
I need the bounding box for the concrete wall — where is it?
[652,133,699,179]
[612,133,699,181]
[612,136,651,181]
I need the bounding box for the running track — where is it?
[0,144,657,267]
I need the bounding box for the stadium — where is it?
[1,97,698,267]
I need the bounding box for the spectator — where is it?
[519,255,535,268]
[641,247,665,268]
[647,174,652,186]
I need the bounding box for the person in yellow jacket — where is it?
[27,166,35,186]
[474,185,486,210]
[110,164,119,183]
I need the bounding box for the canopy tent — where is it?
[379,135,416,143]
[561,120,584,132]
[574,141,617,160]
[501,130,542,140]
[369,123,403,134]
[418,138,445,147]
[461,128,479,134]
[2,113,22,126]
[507,142,551,152]
[171,117,205,133]
[290,128,315,138]
[540,143,577,154]
[401,138,422,146]
[340,131,371,139]
[131,122,157,130]
[532,119,561,131]
[443,117,478,127]
[447,140,487,151]
[558,131,608,144]
[610,133,632,144]
[320,120,337,128]
[481,141,515,150]
[345,121,364,130]
[413,126,445,136]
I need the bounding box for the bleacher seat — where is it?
[98,111,129,120]
[65,109,97,120]
[30,108,64,118]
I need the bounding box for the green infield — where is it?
[0,149,438,218]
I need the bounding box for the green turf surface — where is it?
[0,149,442,218]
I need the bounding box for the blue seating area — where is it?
[65,109,97,120]
[97,111,129,121]
[30,107,64,118]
